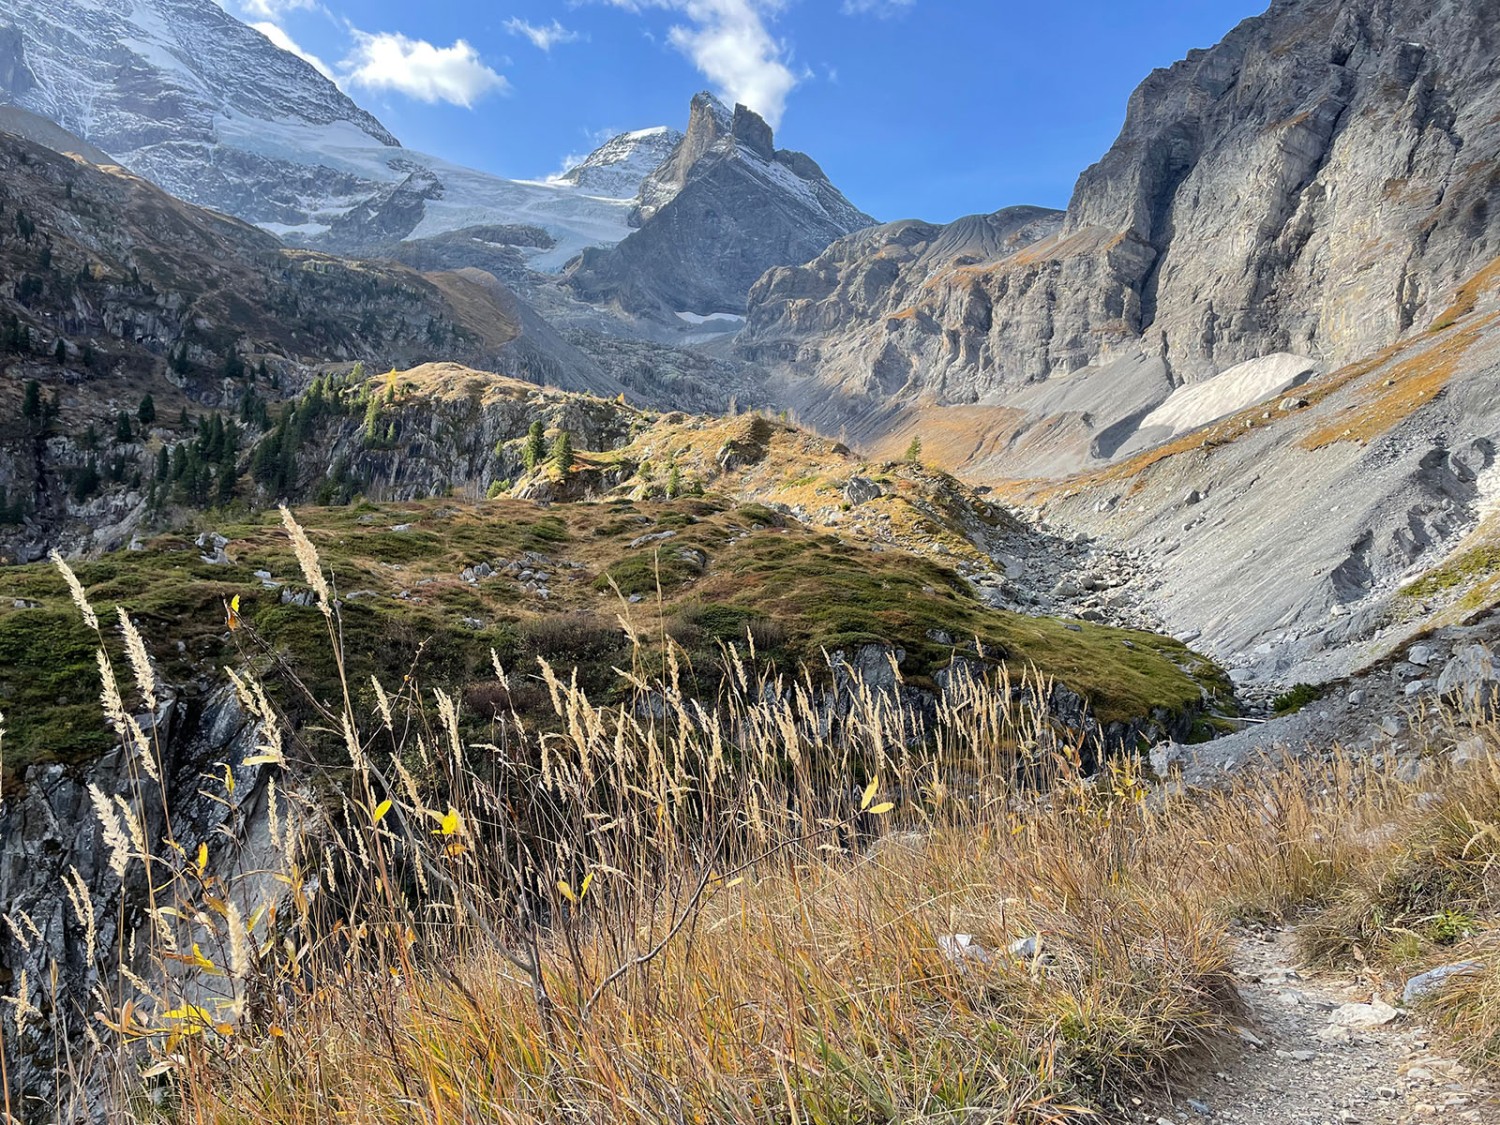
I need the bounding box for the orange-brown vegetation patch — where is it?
[1434,254,1500,327]
[867,403,1031,472]
[1298,314,1492,451]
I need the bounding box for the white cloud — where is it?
[505,18,582,52]
[237,0,320,18]
[341,30,509,107]
[251,21,334,79]
[604,0,797,128]
[840,0,914,15]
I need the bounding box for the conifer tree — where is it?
[522,420,546,472]
[550,430,575,476]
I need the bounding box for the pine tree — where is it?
[138,393,156,425]
[904,436,923,464]
[362,394,383,443]
[72,459,99,503]
[21,380,41,424]
[522,420,546,473]
[53,338,65,363]
[666,463,682,499]
[550,430,575,476]
[115,411,133,444]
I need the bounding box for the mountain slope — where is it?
[564,94,875,319]
[1009,253,1500,689]
[745,0,1500,444]
[0,125,629,560]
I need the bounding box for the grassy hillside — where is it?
[0,492,1225,782]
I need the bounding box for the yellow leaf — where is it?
[860,778,880,812]
[579,870,594,899]
[373,799,393,824]
[868,802,895,815]
[724,876,744,889]
[432,807,460,837]
[195,842,208,876]
[230,594,240,614]
[444,842,466,858]
[222,762,235,795]
[214,1022,235,1036]
[243,751,284,767]
[162,1003,212,1026]
[556,880,576,904]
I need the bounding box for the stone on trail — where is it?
[1329,998,1398,1029]
[1403,961,1484,1004]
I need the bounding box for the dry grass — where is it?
[1297,315,1491,451]
[10,516,1500,1123]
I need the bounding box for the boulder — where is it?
[844,475,883,506]
[1149,740,1188,777]
[1436,644,1500,709]
[1329,999,1399,1029]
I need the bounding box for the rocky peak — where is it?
[633,91,734,224]
[555,126,684,200]
[730,103,775,161]
[567,91,874,319]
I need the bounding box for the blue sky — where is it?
[234,0,1266,223]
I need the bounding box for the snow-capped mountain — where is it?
[0,0,668,271]
[554,127,684,200]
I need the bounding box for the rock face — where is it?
[740,207,1064,421]
[564,93,874,318]
[744,0,1500,440]
[0,686,279,1119]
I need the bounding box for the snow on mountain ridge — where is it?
[553,126,685,200]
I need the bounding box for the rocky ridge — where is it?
[564,93,875,319]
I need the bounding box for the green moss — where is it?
[1272,683,1323,716]
[0,495,1229,781]
[1404,543,1500,599]
[594,550,699,597]
[0,608,114,777]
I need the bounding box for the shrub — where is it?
[1272,682,1322,715]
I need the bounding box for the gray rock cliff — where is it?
[743,0,1500,440]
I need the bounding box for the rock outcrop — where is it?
[564,93,874,319]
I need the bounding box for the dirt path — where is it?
[1145,926,1499,1125]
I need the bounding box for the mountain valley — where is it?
[1,0,1500,1118]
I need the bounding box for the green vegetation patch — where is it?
[0,494,1230,782]
[1402,542,1500,598]
[1272,683,1323,716]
